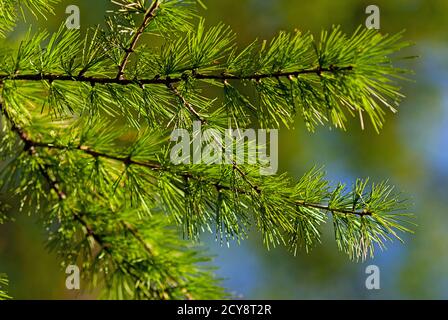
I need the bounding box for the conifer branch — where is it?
[295,200,373,217]
[0,66,353,86]
[167,82,264,192]
[1,99,108,256]
[167,82,205,121]
[116,0,160,80]
[164,84,374,219]
[0,111,373,220]
[0,0,415,298]
[0,99,196,300]
[1,99,103,243]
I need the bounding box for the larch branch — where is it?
[0,65,354,86]
[116,0,160,80]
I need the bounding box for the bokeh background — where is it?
[1,0,447,299]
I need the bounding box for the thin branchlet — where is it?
[116,0,160,80]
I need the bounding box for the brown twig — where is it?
[116,0,160,80]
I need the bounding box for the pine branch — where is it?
[116,0,160,80]
[1,88,412,260]
[1,100,108,246]
[167,84,266,194]
[0,0,416,298]
[295,200,372,217]
[0,98,216,299]
[0,106,375,220]
[0,21,410,130]
[0,66,353,86]
[167,82,205,121]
